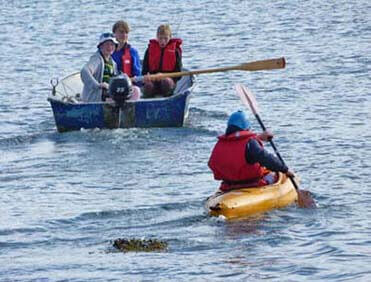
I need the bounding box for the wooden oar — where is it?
[235,84,316,208]
[134,57,286,81]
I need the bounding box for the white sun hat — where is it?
[97,32,118,48]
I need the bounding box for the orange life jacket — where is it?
[148,38,182,73]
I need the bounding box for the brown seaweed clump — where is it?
[113,238,168,252]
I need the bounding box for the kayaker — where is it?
[208,110,295,192]
[81,32,119,102]
[111,20,142,100]
[141,24,182,98]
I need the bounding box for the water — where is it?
[1,0,370,280]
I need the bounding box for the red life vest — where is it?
[208,131,265,191]
[148,38,182,73]
[121,46,133,77]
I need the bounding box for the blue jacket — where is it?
[112,44,142,78]
[246,139,288,173]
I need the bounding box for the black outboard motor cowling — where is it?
[109,74,132,106]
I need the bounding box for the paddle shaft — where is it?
[253,113,301,191]
[135,57,286,81]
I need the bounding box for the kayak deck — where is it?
[205,172,298,219]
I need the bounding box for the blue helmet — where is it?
[227,110,251,130]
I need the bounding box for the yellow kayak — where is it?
[205,172,298,219]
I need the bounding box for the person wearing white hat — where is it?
[81,33,119,102]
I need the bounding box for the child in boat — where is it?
[111,20,142,101]
[141,24,182,98]
[208,110,294,192]
[81,32,118,102]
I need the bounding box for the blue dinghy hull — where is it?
[47,72,194,132]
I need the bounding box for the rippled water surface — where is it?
[1,0,370,281]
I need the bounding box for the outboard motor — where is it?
[109,74,132,106]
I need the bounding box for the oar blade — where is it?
[238,57,286,71]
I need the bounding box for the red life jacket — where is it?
[208,131,265,191]
[121,46,133,77]
[148,38,182,73]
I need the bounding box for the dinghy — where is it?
[47,72,194,132]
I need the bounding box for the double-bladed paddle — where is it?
[235,84,316,208]
[134,57,286,81]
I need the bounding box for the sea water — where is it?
[0,0,370,280]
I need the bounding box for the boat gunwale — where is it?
[47,71,195,105]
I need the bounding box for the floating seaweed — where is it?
[113,238,168,252]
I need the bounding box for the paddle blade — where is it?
[297,190,317,208]
[235,84,259,115]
